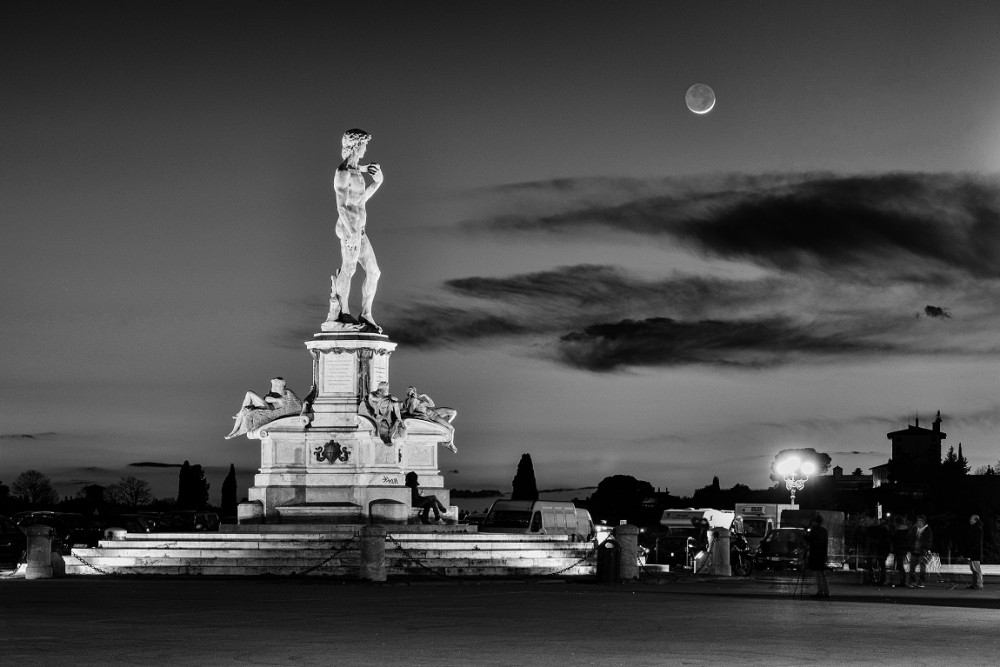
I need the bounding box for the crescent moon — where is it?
[685,83,716,115]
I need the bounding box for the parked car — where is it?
[0,515,27,566]
[103,514,158,534]
[479,500,594,541]
[752,527,806,572]
[16,512,104,554]
[153,511,220,532]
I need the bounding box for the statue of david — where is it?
[324,128,384,333]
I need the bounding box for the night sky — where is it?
[4,1,1000,501]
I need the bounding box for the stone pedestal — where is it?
[24,525,55,580]
[245,331,452,521]
[616,525,640,581]
[704,528,732,576]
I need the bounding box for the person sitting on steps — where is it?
[405,471,447,524]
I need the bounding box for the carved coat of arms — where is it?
[314,439,350,463]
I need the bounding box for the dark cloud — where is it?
[558,317,891,371]
[471,172,1000,280]
[0,432,57,440]
[924,305,950,318]
[128,461,183,468]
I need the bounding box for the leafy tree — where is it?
[220,464,238,518]
[586,475,654,524]
[12,469,58,506]
[106,475,152,509]
[511,453,538,501]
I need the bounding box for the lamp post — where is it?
[776,455,816,505]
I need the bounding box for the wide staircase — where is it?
[65,526,597,578]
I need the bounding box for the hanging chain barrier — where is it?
[386,531,597,579]
[46,529,599,580]
[70,532,362,578]
[72,549,121,577]
[291,532,360,577]
[385,532,451,579]
[0,554,27,578]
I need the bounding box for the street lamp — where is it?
[776,455,816,505]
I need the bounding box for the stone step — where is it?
[74,546,593,561]
[118,531,575,542]
[70,551,591,566]
[70,530,598,578]
[66,555,593,575]
[96,539,589,553]
[65,561,595,578]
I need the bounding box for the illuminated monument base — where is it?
[240,331,453,524]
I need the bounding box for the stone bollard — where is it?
[24,524,56,580]
[704,528,732,576]
[359,524,387,582]
[237,500,264,525]
[615,524,640,581]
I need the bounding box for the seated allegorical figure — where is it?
[401,386,457,453]
[361,381,406,444]
[225,377,303,440]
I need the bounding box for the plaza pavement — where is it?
[1,571,997,666]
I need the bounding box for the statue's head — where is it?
[342,128,371,159]
[406,386,416,396]
[373,381,390,395]
[270,377,286,391]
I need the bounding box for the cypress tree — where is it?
[177,461,192,509]
[511,453,539,501]
[221,464,238,518]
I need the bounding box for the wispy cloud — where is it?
[0,432,57,440]
[558,316,892,371]
[128,461,183,468]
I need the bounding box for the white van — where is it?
[479,500,595,541]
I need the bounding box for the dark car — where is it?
[639,524,705,569]
[16,512,104,554]
[153,511,220,532]
[752,527,806,572]
[0,515,27,567]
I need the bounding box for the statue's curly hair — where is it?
[342,128,371,158]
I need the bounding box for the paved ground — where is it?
[2,571,998,666]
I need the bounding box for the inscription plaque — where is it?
[323,353,355,394]
[371,357,389,387]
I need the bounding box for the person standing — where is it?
[907,514,933,588]
[965,514,984,590]
[870,518,892,586]
[805,514,830,599]
[889,517,910,587]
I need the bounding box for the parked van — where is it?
[479,500,595,541]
